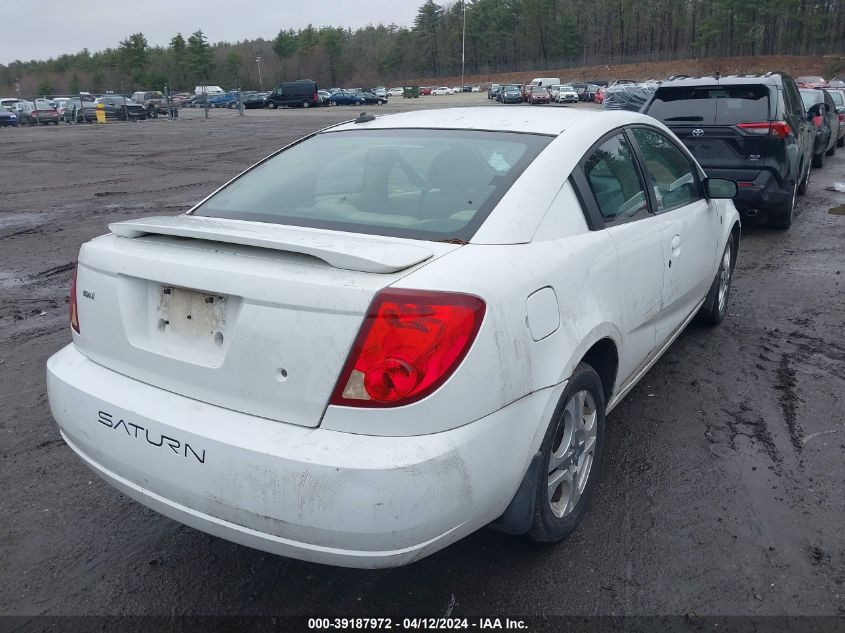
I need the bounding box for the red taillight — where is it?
[330,289,485,407]
[313,92,318,102]
[812,115,823,127]
[838,113,844,122]
[69,263,80,334]
[737,121,791,138]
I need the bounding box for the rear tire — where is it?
[812,151,824,168]
[528,363,606,544]
[302,101,310,109]
[838,136,844,148]
[697,234,735,326]
[797,162,810,196]
[769,183,796,230]
[826,141,837,157]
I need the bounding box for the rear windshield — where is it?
[800,90,824,109]
[195,128,551,241]
[647,84,771,124]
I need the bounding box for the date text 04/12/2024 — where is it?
[307,618,528,630]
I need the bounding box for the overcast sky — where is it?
[0,0,424,64]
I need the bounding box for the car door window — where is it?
[631,127,702,212]
[583,133,649,224]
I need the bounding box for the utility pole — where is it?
[255,56,263,90]
[461,0,466,92]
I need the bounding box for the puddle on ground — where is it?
[825,182,845,193]
[829,204,845,216]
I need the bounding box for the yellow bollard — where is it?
[95,102,106,124]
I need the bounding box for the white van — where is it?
[529,77,561,88]
[194,85,224,96]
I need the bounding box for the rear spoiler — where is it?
[109,215,434,274]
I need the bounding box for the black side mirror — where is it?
[704,177,738,199]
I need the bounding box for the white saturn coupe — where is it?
[48,107,740,568]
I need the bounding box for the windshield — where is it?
[531,86,546,93]
[195,129,551,241]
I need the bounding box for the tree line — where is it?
[3,0,845,97]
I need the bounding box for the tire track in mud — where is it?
[775,354,802,452]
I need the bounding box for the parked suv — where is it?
[642,73,814,229]
[264,80,319,109]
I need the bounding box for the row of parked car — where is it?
[180,82,482,110]
[488,78,602,103]
[0,93,179,126]
[0,79,494,125]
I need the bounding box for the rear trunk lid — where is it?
[73,216,458,427]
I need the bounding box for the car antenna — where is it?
[355,112,375,123]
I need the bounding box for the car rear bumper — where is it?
[704,167,792,212]
[47,344,554,568]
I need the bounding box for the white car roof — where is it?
[328,106,653,136]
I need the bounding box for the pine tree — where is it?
[187,30,215,86]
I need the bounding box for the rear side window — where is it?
[829,91,844,107]
[647,85,771,124]
[195,129,551,242]
[582,133,649,224]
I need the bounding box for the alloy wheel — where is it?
[547,390,597,518]
[717,242,732,315]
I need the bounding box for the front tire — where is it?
[697,233,735,326]
[528,363,606,544]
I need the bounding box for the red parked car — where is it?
[420,87,433,96]
[528,85,550,104]
[519,84,531,101]
[594,86,607,104]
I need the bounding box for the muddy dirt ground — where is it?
[1,94,844,623]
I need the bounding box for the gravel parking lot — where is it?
[1,92,844,621]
